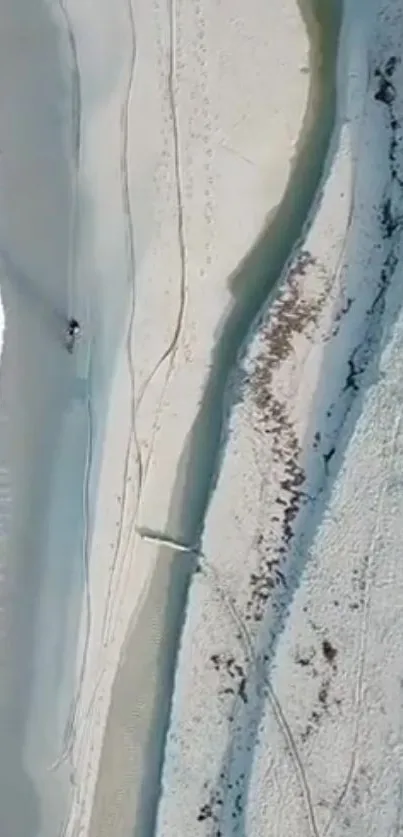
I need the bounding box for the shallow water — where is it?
[0,2,101,834]
[142,3,343,833]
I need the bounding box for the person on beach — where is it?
[65,317,81,353]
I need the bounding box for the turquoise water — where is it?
[0,2,127,834]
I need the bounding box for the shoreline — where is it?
[243,7,403,831]
[0,1,133,833]
[170,0,343,549]
[71,2,344,837]
[0,1,87,833]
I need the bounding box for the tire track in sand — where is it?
[58,0,189,824]
[98,0,140,647]
[101,0,188,647]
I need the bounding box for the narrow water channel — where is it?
[173,0,343,548]
[87,2,343,837]
[152,1,342,829]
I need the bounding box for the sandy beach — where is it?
[60,1,342,836]
[0,1,89,834]
[5,0,403,835]
[57,0,315,834]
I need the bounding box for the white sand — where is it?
[154,0,403,836]
[0,300,4,359]
[0,2,92,833]
[60,0,310,835]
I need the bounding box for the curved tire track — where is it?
[50,0,96,775]
[99,0,140,647]
[102,0,188,647]
[198,547,319,837]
